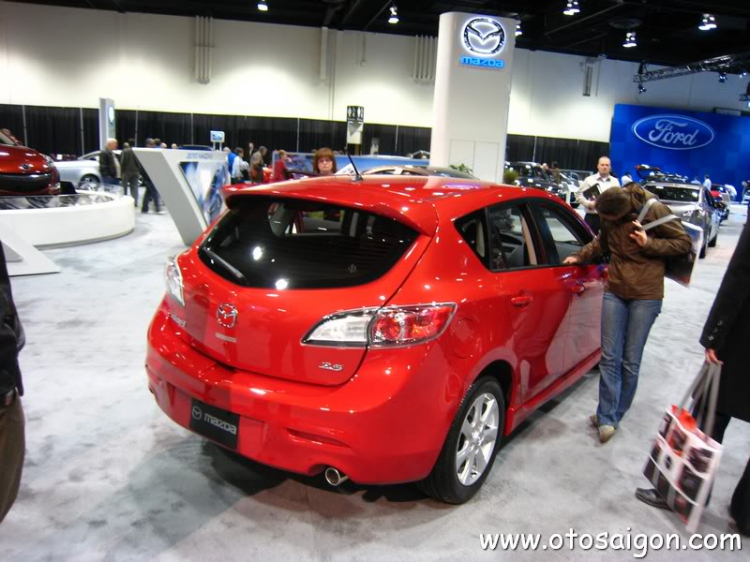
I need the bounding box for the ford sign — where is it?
[632,115,715,151]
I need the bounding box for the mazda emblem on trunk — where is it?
[216,304,238,328]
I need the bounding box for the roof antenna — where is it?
[345,147,363,182]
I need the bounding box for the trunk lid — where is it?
[174,189,435,386]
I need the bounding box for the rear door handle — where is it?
[511,294,533,308]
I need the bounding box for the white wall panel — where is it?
[0,1,746,142]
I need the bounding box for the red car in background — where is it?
[146,176,603,503]
[0,130,60,196]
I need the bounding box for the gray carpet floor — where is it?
[1,204,748,561]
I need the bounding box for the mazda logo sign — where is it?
[191,406,203,420]
[463,18,506,56]
[216,303,238,328]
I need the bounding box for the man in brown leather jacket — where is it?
[565,183,691,443]
[0,241,24,523]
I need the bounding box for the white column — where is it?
[430,13,517,183]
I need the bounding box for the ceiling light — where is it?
[699,13,716,31]
[638,84,647,94]
[623,32,637,48]
[257,0,268,12]
[719,72,727,83]
[388,5,399,24]
[515,22,523,37]
[563,1,580,16]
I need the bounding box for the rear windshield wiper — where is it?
[201,246,247,284]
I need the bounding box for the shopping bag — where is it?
[643,362,723,532]
[638,199,703,287]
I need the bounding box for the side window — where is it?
[487,204,538,270]
[455,212,488,266]
[533,203,589,265]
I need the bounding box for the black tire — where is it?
[700,237,707,259]
[708,231,718,248]
[418,377,505,504]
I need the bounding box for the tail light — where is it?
[165,256,184,306]
[303,303,456,348]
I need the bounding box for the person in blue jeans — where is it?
[564,182,691,443]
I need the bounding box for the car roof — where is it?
[224,175,563,236]
[646,181,699,189]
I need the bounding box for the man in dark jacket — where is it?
[636,223,750,536]
[99,138,120,188]
[120,138,140,206]
[565,185,692,443]
[0,241,24,523]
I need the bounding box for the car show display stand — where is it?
[133,148,228,246]
[0,222,60,276]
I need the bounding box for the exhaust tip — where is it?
[324,467,349,486]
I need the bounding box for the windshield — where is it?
[644,184,700,203]
[0,131,16,146]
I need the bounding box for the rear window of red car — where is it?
[199,196,418,289]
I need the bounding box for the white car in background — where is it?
[54,150,115,190]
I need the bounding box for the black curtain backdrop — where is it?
[298,119,347,153]
[23,106,80,156]
[0,103,611,170]
[82,108,99,154]
[506,134,536,163]
[138,110,193,147]
[243,116,298,155]
[114,109,137,147]
[362,123,397,155]
[397,125,431,156]
[534,136,610,172]
[0,104,25,145]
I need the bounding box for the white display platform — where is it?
[0,192,135,248]
[0,222,60,276]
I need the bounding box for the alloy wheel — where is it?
[455,393,500,486]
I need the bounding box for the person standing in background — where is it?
[250,146,267,183]
[313,147,337,176]
[575,156,620,235]
[140,138,164,214]
[119,138,140,207]
[636,223,750,536]
[272,150,291,183]
[99,138,120,189]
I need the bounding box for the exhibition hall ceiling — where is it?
[12,0,750,69]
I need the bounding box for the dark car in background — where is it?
[0,130,60,196]
[710,184,732,221]
[643,181,720,258]
[505,162,572,205]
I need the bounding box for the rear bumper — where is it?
[146,303,454,485]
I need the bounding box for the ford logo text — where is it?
[632,115,715,151]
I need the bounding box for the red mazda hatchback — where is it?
[146,175,604,503]
[0,130,60,196]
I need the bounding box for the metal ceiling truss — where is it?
[634,52,750,83]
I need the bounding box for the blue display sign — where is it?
[610,104,750,197]
[460,56,505,69]
[632,115,715,151]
